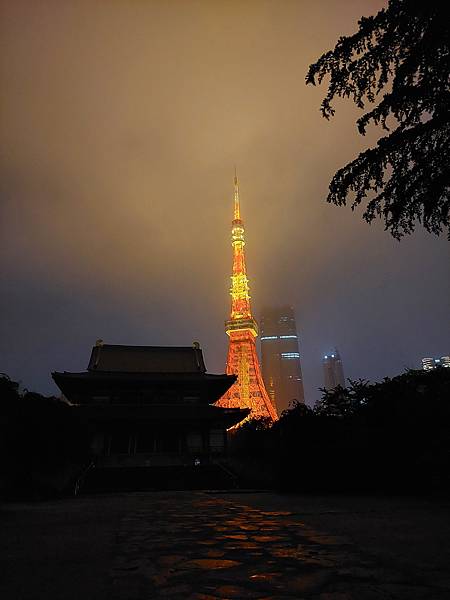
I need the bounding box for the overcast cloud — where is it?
[1,0,449,405]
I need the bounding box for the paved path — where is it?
[2,492,449,600]
[109,492,450,600]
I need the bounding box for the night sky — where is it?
[1,1,449,406]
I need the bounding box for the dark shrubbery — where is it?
[230,368,450,492]
[0,375,91,498]
[2,367,448,496]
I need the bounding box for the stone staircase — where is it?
[80,463,239,493]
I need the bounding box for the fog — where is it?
[1,0,448,405]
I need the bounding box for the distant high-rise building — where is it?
[323,349,345,390]
[260,306,305,413]
[422,356,450,371]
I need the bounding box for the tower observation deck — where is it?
[216,174,277,422]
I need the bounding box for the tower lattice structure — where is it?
[216,174,278,422]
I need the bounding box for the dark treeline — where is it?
[0,376,91,498]
[1,368,449,497]
[230,368,450,493]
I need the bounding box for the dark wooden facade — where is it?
[53,343,248,468]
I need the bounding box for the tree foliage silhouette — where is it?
[306,0,449,238]
[0,375,91,496]
[314,380,369,418]
[230,368,450,491]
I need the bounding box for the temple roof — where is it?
[72,403,249,428]
[52,370,236,402]
[52,343,237,407]
[87,344,206,374]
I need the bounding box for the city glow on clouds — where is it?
[1,0,448,403]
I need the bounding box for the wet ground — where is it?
[1,492,449,599]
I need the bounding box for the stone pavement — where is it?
[109,492,450,600]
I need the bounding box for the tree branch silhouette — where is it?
[306,0,449,238]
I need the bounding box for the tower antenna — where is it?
[233,166,241,221]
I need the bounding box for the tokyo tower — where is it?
[216,173,278,422]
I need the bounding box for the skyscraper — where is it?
[422,356,450,370]
[260,306,305,413]
[323,349,345,390]
[216,174,277,422]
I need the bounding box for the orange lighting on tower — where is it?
[216,173,278,422]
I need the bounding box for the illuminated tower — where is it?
[217,173,277,421]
